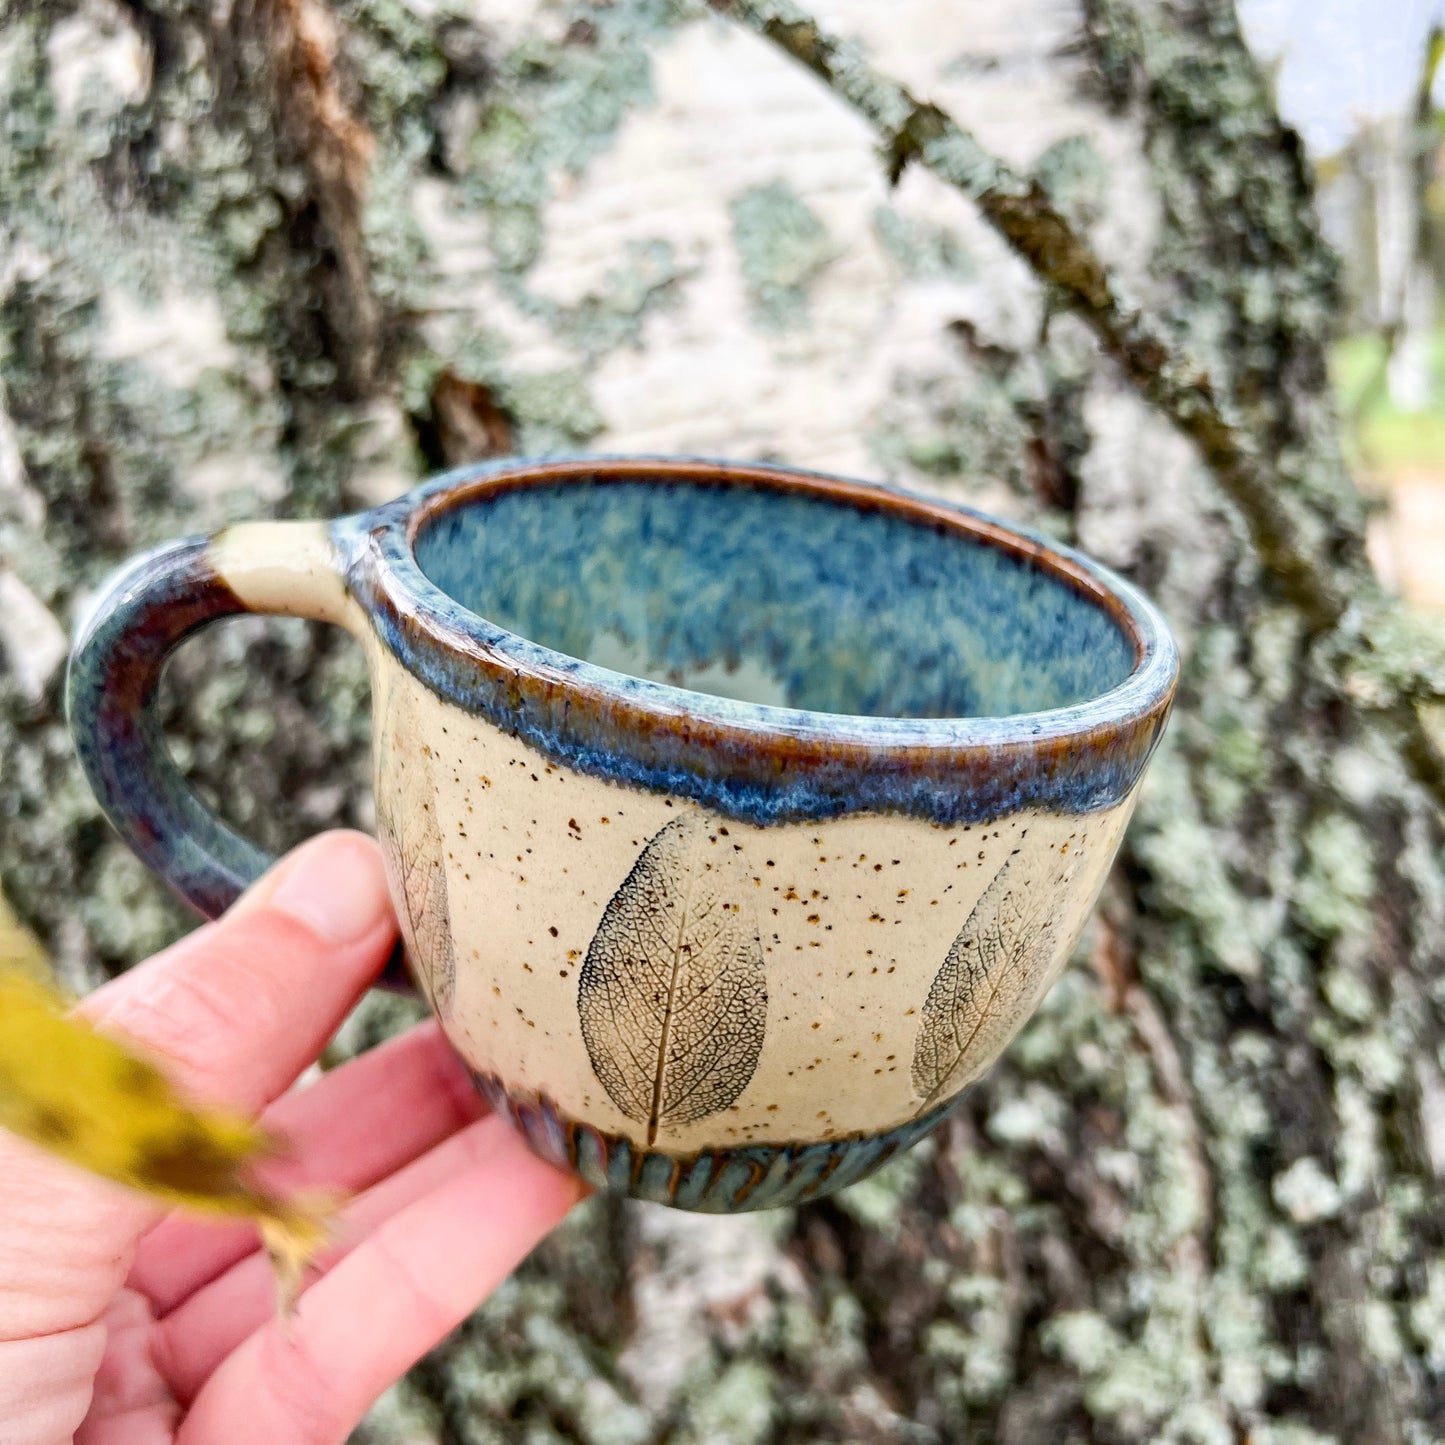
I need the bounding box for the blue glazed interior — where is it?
[413,478,1135,719]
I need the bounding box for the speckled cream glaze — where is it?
[67,456,1178,1211]
[372,662,1134,1155]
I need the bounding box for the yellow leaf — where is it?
[260,1205,334,1320]
[0,891,51,984]
[0,962,336,1314]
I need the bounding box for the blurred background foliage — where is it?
[1311,22,1445,604]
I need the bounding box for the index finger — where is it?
[82,831,398,1115]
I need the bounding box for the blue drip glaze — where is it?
[536,1098,570,1165]
[638,1151,682,1199]
[704,1155,767,1210]
[573,1127,609,1186]
[414,481,1131,719]
[604,1137,636,1196]
[669,1152,724,1210]
[66,539,268,919]
[336,455,1179,828]
[467,1069,962,1211]
[769,1145,837,1205]
[818,1132,892,1193]
[733,1146,799,1208]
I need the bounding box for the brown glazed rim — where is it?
[350,455,1180,824]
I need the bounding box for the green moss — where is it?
[337,0,449,129]
[80,844,184,963]
[932,1274,1017,1404]
[678,1360,775,1445]
[1334,604,1445,710]
[871,204,973,279]
[352,0,697,462]
[498,367,604,452]
[363,151,436,314]
[1249,1426,1337,1445]
[1167,1402,1236,1445]
[1320,962,1375,1023]
[1408,1257,1445,1372]
[946,1146,1031,1239]
[729,180,835,329]
[1270,1156,1342,1224]
[1048,1282,1216,1432]
[351,1383,443,1444]
[1295,813,1375,940]
[1043,1309,1122,1377]
[1035,135,1110,228]
[488,203,546,274]
[1133,758,1268,978]
[1250,1225,1309,1292]
[833,1136,936,1234]
[553,239,690,360]
[445,1,691,267]
[868,364,1032,491]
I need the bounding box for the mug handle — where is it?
[67,520,411,990]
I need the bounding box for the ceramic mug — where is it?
[68,456,1178,1212]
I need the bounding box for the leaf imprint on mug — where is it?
[380,768,456,1017]
[911,846,1082,1112]
[578,813,766,1147]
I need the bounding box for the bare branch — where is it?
[707,0,1362,633]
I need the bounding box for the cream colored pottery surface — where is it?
[372,655,1133,1155]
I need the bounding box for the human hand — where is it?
[1,831,584,1444]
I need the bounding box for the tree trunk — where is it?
[2,1,1442,1441]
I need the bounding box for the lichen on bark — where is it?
[3,0,1443,1441]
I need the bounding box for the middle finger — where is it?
[151,1113,518,1405]
[129,1021,485,1314]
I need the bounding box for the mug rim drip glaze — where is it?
[67,454,1180,1212]
[345,455,1178,827]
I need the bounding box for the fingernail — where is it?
[269,834,392,946]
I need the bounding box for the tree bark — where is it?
[1,1,1442,1442]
